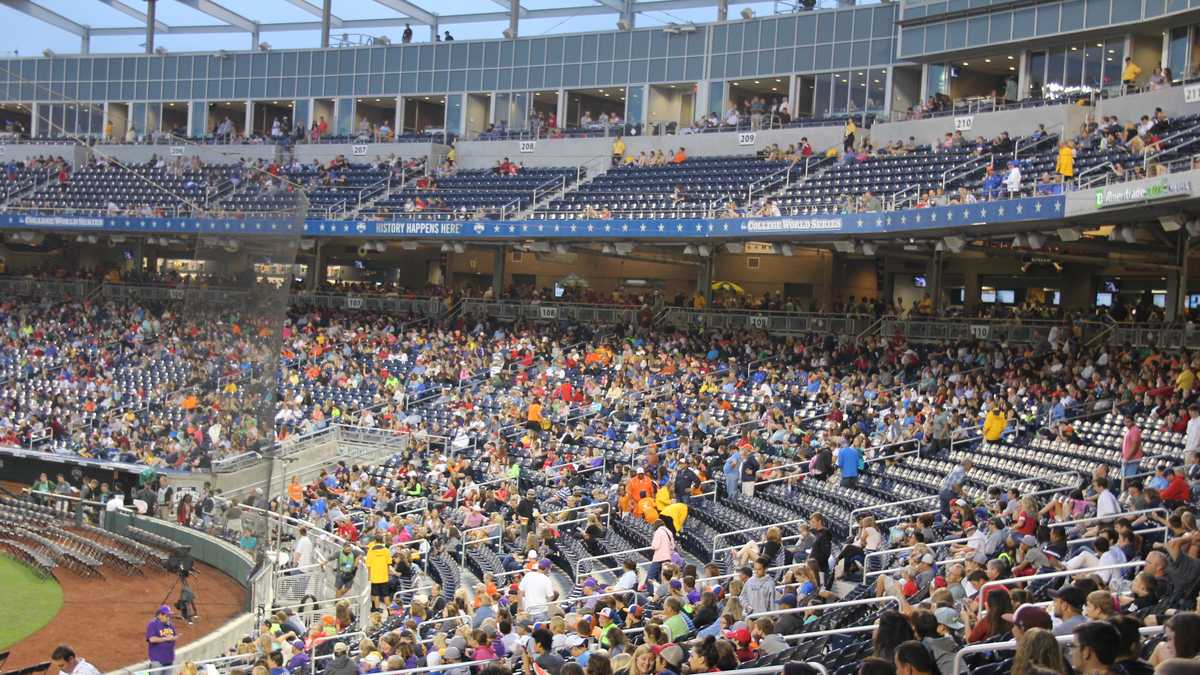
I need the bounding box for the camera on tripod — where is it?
[165,545,194,578]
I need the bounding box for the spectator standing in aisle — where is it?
[145,605,178,670]
[1121,414,1144,484]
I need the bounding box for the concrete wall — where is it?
[1096,85,1197,122]
[454,124,847,171]
[870,102,1091,147]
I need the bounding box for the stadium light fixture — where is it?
[697,245,711,257]
[1011,233,1026,248]
[740,8,754,19]
[779,243,794,257]
[613,242,635,256]
[601,243,616,254]
[1056,227,1082,242]
[258,42,272,51]
[42,49,55,58]
[1159,214,1184,232]
[663,24,681,34]
[860,241,877,256]
[1025,232,1046,250]
[683,244,698,255]
[680,23,697,33]
[1187,221,1200,237]
[942,235,966,253]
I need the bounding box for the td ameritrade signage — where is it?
[1094,177,1194,209]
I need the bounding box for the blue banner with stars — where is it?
[0,196,1065,240]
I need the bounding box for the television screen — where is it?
[981,289,997,303]
[1103,280,1119,293]
[1096,292,1113,307]
[554,283,565,298]
[354,260,366,270]
[1050,291,1061,305]
[1189,294,1200,309]
[996,289,1016,304]
[1153,293,1166,308]
[913,275,927,288]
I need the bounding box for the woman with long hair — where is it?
[1010,628,1065,675]
[966,588,1013,643]
[873,610,916,663]
[688,636,723,673]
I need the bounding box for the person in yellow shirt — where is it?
[1056,140,1075,179]
[447,146,457,167]
[1178,365,1195,394]
[1122,57,1142,86]
[983,404,1007,443]
[611,136,626,166]
[364,537,393,610]
[660,501,688,534]
[655,482,672,513]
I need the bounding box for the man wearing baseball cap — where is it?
[1001,604,1053,642]
[651,643,685,675]
[1049,585,1087,635]
[146,605,177,669]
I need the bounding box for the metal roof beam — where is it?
[174,0,256,32]
[95,0,169,30]
[282,0,343,28]
[0,0,85,35]
[371,0,435,25]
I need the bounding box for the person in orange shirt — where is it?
[287,476,304,504]
[626,467,656,516]
[526,400,543,431]
[673,147,687,163]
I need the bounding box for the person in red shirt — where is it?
[1161,467,1191,506]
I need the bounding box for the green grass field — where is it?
[0,554,63,650]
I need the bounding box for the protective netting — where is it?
[175,194,307,469]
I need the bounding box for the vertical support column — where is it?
[882,67,893,115]
[1168,234,1190,323]
[622,0,636,28]
[145,0,156,54]
[698,255,714,305]
[717,0,728,22]
[556,90,567,130]
[963,266,980,314]
[245,101,254,138]
[492,246,506,298]
[320,0,332,48]
[929,249,944,315]
[431,16,440,42]
[508,0,519,40]
[309,241,329,291]
[80,27,90,55]
[1017,50,1029,99]
[919,63,929,103]
[251,24,261,51]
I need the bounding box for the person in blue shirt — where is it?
[837,439,861,487]
[723,447,742,498]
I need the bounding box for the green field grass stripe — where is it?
[0,554,63,650]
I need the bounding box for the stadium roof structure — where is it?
[0,0,781,53]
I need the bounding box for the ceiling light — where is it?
[962,62,968,66]
[1009,67,1015,71]
[1070,46,1077,51]
[985,58,991,63]
[1007,55,1014,60]
[1096,42,1103,47]
[754,80,760,84]
[775,79,781,83]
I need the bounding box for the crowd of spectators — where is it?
[28,297,1200,675]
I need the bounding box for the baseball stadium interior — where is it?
[4,0,1200,674]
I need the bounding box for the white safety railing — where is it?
[575,545,654,582]
[710,517,809,564]
[977,561,1146,599]
[1046,507,1168,530]
[952,625,1163,675]
[747,594,901,620]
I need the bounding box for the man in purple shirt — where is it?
[146,605,177,668]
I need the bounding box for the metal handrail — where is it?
[574,545,654,581]
[710,517,809,563]
[976,561,1145,599]
[746,594,901,619]
[1046,507,1167,529]
[951,625,1163,675]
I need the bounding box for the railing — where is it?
[887,182,920,211]
[880,316,1109,346]
[952,626,1163,675]
[746,164,792,203]
[942,152,993,189]
[574,546,654,582]
[710,517,808,564]
[1014,126,1061,159]
[656,306,875,336]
